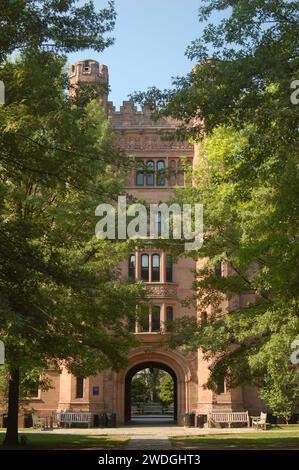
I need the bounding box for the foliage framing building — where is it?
[6,60,266,426]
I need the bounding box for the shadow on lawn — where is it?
[0,433,128,450]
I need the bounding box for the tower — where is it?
[68,59,109,109]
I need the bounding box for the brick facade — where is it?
[2,60,266,427]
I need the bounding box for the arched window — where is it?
[216,376,225,394]
[177,160,184,186]
[201,312,208,324]
[76,377,84,398]
[128,254,135,280]
[214,262,222,277]
[151,306,161,332]
[141,254,149,281]
[140,304,150,332]
[166,306,174,325]
[146,160,154,186]
[28,383,39,398]
[169,160,177,186]
[166,255,173,282]
[151,254,160,282]
[156,160,165,186]
[154,212,162,237]
[136,160,144,186]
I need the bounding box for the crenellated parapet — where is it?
[108,101,193,152]
[108,100,182,131]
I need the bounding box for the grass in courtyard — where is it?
[0,432,129,450]
[171,431,299,450]
[269,424,299,430]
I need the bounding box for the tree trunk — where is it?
[3,368,20,446]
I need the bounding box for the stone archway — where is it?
[124,361,177,423]
[115,350,192,426]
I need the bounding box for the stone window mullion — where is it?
[149,254,152,282]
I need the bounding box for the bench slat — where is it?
[208,411,249,425]
[55,412,92,424]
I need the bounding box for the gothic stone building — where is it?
[11,60,265,426]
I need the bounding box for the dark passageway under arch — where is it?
[124,361,177,425]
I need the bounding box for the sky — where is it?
[67,0,205,108]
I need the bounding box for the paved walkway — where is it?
[16,423,299,450]
[18,425,299,450]
[20,425,299,437]
[127,435,172,450]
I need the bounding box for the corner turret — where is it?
[68,59,109,109]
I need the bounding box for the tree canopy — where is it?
[0,0,116,62]
[0,49,142,444]
[132,0,299,419]
[0,1,142,445]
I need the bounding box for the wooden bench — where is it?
[208,411,250,428]
[251,412,268,431]
[54,412,92,428]
[32,415,52,430]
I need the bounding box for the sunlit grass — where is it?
[171,431,299,449]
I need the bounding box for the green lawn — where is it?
[0,432,129,450]
[171,431,299,450]
[269,424,299,431]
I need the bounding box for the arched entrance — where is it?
[124,361,177,424]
